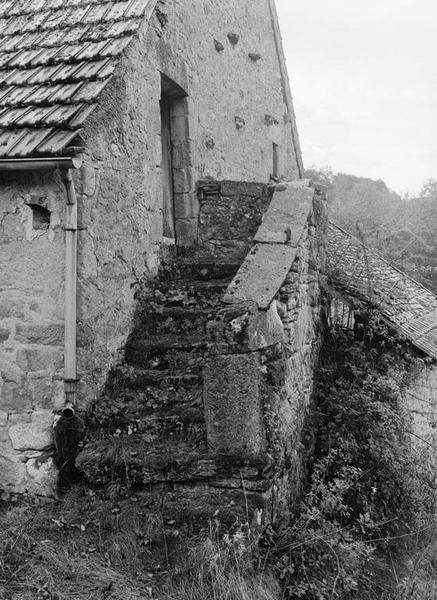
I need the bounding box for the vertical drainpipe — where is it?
[61,168,78,407]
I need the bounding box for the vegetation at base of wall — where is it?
[265,320,436,599]
[0,491,277,600]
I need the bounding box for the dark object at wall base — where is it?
[53,406,85,494]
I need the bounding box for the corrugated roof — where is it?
[327,222,437,360]
[0,0,156,158]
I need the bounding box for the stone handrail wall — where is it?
[203,181,328,516]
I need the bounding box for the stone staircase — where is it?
[77,256,269,525]
[76,179,325,528]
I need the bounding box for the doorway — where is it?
[160,91,175,240]
[159,73,191,244]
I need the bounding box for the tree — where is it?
[420,178,437,200]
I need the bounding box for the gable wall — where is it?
[75,0,302,405]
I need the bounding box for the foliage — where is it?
[266,324,436,599]
[161,525,279,600]
[306,166,437,294]
[0,491,277,600]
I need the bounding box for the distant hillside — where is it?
[306,168,437,295]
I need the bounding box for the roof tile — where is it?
[72,78,109,103]
[35,128,79,155]
[0,0,157,157]
[328,222,437,360]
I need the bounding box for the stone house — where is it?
[327,222,437,460]
[1,0,328,515]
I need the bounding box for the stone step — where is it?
[134,306,215,338]
[133,483,272,532]
[125,336,209,370]
[77,437,267,488]
[160,260,241,282]
[105,408,206,444]
[77,438,211,486]
[151,279,230,309]
[108,367,203,390]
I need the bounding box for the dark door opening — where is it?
[160,92,175,240]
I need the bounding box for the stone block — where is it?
[78,163,98,197]
[224,243,298,309]
[172,140,192,169]
[220,181,267,197]
[29,376,64,410]
[170,114,190,140]
[8,412,32,426]
[15,322,64,346]
[254,186,313,245]
[0,328,10,343]
[211,301,284,352]
[173,168,193,194]
[0,456,27,489]
[26,454,57,497]
[0,381,32,411]
[9,410,53,451]
[174,192,199,219]
[17,346,63,372]
[175,218,198,246]
[204,353,266,456]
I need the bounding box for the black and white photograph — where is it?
[0,1,435,598]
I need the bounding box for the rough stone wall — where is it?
[74,0,302,406]
[0,172,66,495]
[407,364,437,466]
[197,181,273,261]
[203,187,327,520]
[270,201,326,509]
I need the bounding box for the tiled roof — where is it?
[0,0,156,158]
[327,222,437,360]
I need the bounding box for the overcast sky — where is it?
[275,0,437,196]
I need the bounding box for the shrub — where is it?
[267,324,436,599]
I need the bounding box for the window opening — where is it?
[27,203,50,231]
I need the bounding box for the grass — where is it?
[0,487,278,600]
[394,528,437,600]
[0,484,434,600]
[0,487,162,600]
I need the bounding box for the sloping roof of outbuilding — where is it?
[328,221,437,360]
[0,0,157,158]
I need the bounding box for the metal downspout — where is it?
[60,169,78,406]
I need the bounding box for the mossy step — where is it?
[77,437,267,488]
[77,438,212,486]
[125,336,209,370]
[133,307,216,338]
[159,260,241,282]
[149,280,230,309]
[94,406,206,444]
[109,367,202,390]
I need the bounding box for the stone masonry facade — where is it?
[0,0,303,495]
